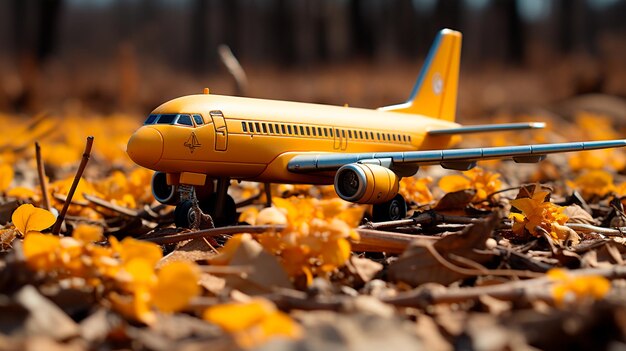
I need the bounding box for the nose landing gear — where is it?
[174,178,237,228]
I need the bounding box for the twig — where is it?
[383,265,626,308]
[83,193,139,217]
[567,223,624,237]
[142,225,285,245]
[423,242,542,279]
[51,136,94,235]
[352,229,436,254]
[199,265,254,275]
[34,142,51,211]
[52,193,89,206]
[360,211,482,230]
[218,44,248,96]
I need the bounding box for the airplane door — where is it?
[333,128,347,150]
[333,128,340,150]
[210,111,228,151]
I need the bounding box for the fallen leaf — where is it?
[387,214,497,287]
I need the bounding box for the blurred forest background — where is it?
[0,0,624,121]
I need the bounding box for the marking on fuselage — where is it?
[184,132,201,153]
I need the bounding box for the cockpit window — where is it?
[193,114,204,125]
[176,114,193,126]
[156,114,177,124]
[144,114,158,125]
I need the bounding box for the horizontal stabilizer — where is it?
[427,122,545,135]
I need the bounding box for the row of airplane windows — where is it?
[241,121,412,143]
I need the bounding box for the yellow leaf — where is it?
[123,258,157,286]
[111,236,163,266]
[0,164,14,192]
[239,207,260,225]
[258,311,302,340]
[12,204,56,236]
[319,237,351,272]
[152,261,200,313]
[72,224,103,242]
[23,233,61,271]
[6,187,38,200]
[203,298,276,332]
[438,174,471,193]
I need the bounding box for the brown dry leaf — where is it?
[345,256,383,286]
[0,228,17,249]
[434,189,476,212]
[15,285,80,340]
[564,204,595,225]
[387,214,497,287]
[414,314,452,351]
[199,273,227,295]
[224,234,292,294]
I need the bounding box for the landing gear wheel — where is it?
[174,193,238,228]
[199,193,237,227]
[372,194,407,222]
[174,200,196,228]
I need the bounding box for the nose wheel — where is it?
[174,178,237,228]
[372,194,407,222]
[174,194,237,228]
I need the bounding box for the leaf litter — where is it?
[1,110,626,350]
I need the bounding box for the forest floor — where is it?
[1,61,626,350]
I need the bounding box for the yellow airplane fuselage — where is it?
[127,93,460,186]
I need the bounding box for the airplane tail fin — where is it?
[379,29,462,122]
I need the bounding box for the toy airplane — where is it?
[127,29,626,227]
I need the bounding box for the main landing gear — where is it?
[174,178,237,228]
[372,194,407,222]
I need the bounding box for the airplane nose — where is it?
[127,127,163,167]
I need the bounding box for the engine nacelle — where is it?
[151,171,179,205]
[334,163,400,204]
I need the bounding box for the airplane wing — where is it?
[287,139,626,173]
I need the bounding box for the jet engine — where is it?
[334,163,400,204]
[151,171,179,205]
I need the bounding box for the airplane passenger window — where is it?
[176,114,193,126]
[193,114,204,125]
[144,115,157,125]
[241,122,247,132]
[157,114,177,124]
